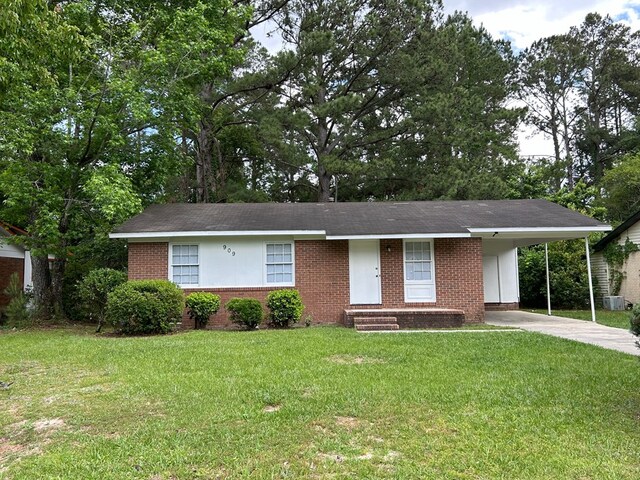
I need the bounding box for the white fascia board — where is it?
[467,226,611,234]
[325,233,471,240]
[109,230,327,239]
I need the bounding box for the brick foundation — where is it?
[344,308,465,328]
[0,257,24,307]
[126,237,485,329]
[484,302,519,311]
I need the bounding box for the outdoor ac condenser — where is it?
[602,296,625,311]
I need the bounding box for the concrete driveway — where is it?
[485,310,640,356]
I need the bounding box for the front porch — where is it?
[344,308,465,330]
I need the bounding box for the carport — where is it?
[478,226,611,321]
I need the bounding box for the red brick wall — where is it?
[128,242,169,280]
[126,238,485,328]
[433,238,484,322]
[295,240,350,325]
[0,257,24,307]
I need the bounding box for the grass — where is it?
[1,326,639,479]
[529,308,632,329]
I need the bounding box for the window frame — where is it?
[169,243,200,287]
[402,239,436,302]
[263,241,295,286]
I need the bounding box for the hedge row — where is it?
[101,278,305,335]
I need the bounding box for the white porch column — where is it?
[545,243,551,316]
[585,237,596,323]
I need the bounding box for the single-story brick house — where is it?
[0,222,33,308]
[110,200,610,329]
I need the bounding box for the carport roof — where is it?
[111,199,610,240]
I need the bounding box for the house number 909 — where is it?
[222,245,236,256]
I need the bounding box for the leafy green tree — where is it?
[518,180,605,309]
[600,153,640,222]
[519,13,640,188]
[0,0,248,318]
[267,0,439,201]
[347,13,522,201]
[519,241,594,309]
[517,35,583,189]
[573,14,640,182]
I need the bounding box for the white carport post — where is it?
[584,236,596,323]
[544,243,551,316]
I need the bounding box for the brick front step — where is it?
[344,308,465,329]
[353,316,398,325]
[355,324,400,331]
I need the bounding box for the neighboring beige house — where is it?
[592,210,640,306]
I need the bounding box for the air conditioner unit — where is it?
[603,296,625,311]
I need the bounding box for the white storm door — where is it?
[349,240,382,305]
[483,256,500,303]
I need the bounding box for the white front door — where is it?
[349,240,381,305]
[483,256,500,303]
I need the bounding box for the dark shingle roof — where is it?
[112,199,607,237]
[593,209,640,251]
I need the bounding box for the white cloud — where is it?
[445,0,640,50]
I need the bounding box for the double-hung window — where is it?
[405,241,432,281]
[404,240,435,302]
[172,244,199,285]
[265,243,293,284]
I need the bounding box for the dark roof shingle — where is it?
[113,199,607,236]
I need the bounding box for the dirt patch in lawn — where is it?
[334,416,363,430]
[33,418,65,433]
[325,355,385,365]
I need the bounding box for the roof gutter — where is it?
[467,226,611,234]
[325,233,471,240]
[109,230,327,239]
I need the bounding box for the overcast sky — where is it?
[253,1,640,157]
[445,1,640,52]
[446,1,640,156]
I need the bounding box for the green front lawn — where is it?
[1,327,639,479]
[529,308,632,329]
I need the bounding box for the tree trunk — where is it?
[50,257,66,317]
[31,255,52,318]
[550,103,561,165]
[560,93,574,189]
[212,136,226,201]
[195,122,214,203]
[317,162,332,202]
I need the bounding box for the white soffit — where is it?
[109,230,327,239]
[468,226,611,237]
[325,233,470,240]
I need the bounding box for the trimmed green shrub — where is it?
[2,272,32,327]
[266,289,304,328]
[631,305,640,350]
[186,292,221,329]
[77,268,128,332]
[106,280,184,335]
[225,298,263,330]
